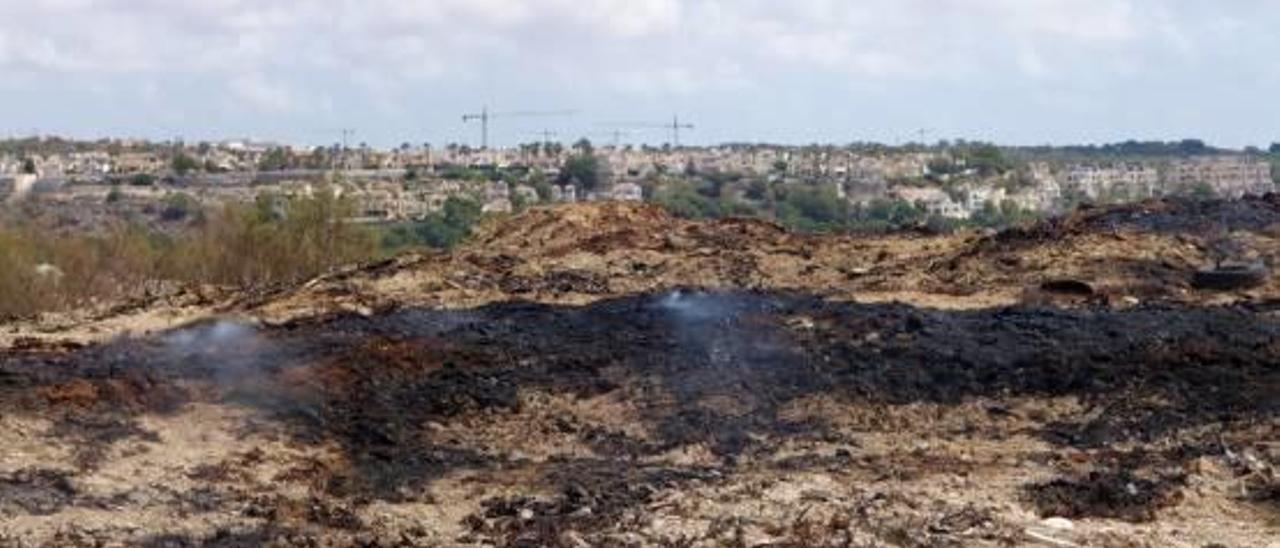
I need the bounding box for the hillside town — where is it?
[2,137,1277,229]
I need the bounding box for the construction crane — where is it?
[529,129,559,144]
[587,129,633,147]
[462,107,575,149]
[602,115,694,147]
[521,130,560,161]
[915,128,934,147]
[307,128,356,171]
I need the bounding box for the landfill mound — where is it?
[235,197,1270,327]
[7,198,1279,348]
[0,198,1278,545]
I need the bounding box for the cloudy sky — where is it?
[0,0,1276,148]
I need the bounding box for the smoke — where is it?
[161,319,271,384]
[656,289,741,322]
[654,288,793,380]
[164,320,255,353]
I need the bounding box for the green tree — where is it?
[20,158,36,175]
[862,198,926,226]
[258,148,290,171]
[652,182,721,220]
[419,196,481,248]
[160,192,198,221]
[382,196,484,251]
[743,179,770,201]
[533,180,554,202]
[511,190,530,212]
[970,200,1002,227]
[775,186,848,231]
[964,143,1011,176]
[171,153,199,176]
[927,157,958,177]
[560,153,609,192]
[1190,182,1216,200]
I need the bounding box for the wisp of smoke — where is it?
[656,289,736,322]
[162,320,268,384]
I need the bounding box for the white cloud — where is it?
[0,1,1276,145]
[0,0,1175,86]
[229,74,306,113]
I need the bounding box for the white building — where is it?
[893,187,969,219]
[611,182,644,202]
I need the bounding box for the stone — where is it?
[1041,517,1074,530]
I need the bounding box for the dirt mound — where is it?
[249,203,912,324]
[6,198,1280,351]
[988,194,1280,244]
[470,201,683,257]
[471,202,794,260]
[930,196,1280,301]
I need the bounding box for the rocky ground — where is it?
[1,197,1278,546]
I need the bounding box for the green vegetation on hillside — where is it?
[649,176,1039,234]
[379,196,483,251]
[171,152,199,176]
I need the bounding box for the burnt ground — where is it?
[0,289,1277,546]
[991,194,1280,243]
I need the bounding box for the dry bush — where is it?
[166,192,373,287]
[0,191,375,320]
[0,227,46,318]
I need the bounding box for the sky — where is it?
[0,0,1277,149]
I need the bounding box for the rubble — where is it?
[0,198,1278,545]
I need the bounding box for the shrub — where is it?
[379,196,483,252]
[0,191,376,318]
[652,182,721,220]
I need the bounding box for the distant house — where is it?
[4,174,39,202]
[1063,162,1158,200]
[482,198,513,214]
[551,184,578,203]
[892,186,968,219]
[962,185,1006,215]
[1165,156,1274,198]
[611,182,643,202]
[512,184,539,204]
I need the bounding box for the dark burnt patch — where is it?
[47,414,160,471]
[988,195,1280,247]
[136,526,316,548]
[466,458,723,546]
[0,468,77,517]
[2,289,1277,511]
[809,301,1280,448]
[1025,469,1187,522]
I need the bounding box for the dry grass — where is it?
[0,192,375,319]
